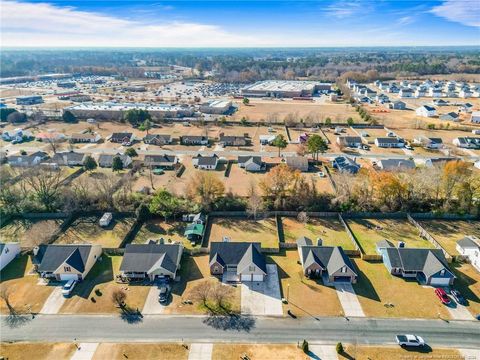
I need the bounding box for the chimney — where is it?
[33,246,39,257]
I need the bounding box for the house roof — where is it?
[181,135,207,141]
[378,159,415,170]
[457,237,479,249]
[120,243,181,274]
[299,245,357,276]
[98,154,130,166]
[421,105,436,111]
[111,132,132,141]
[184,223,204,236]
[35,245,94,273]
[238,156,262,166]
[71,133,98,140]
[285,156,309,168]
[384,247,454,279]
[196,154,218,166]
[376,239,395,249]
[50,151,85,164]
[376,137,403,144]
[209,242,266,274]
[296,236,313,247]
[144,134,171,141]
[144,155,177,164]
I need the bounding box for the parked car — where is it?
[317,171,326,178]
[396,334,425,347]
[158,285,170,304]
[405,144,413,150]
[450,289,466,305]
[435,288,451,305]
[61,279,77,297]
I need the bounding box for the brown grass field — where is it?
[341,345,461,360]
[0,343,77,360]
[92,343,189,360]
[212,344,307,360]
[0,218,63,247]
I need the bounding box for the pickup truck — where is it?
[395,334,425,347]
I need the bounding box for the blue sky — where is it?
[2,0,479,47]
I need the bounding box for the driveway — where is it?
[334,283,365,317]
[459,348,480,360]
[447,303,474,321]
[188,343,213,360]
[70,343,99,360]
[241,264,283,316]
[142,286,166,314]
[308,345,337,360]
[40,286,66,314]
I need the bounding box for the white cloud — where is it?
[324,1,363,18]
[430,0,480,27]
[0,0,260,47]
[397,16,415,26]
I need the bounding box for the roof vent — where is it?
[222,236,231,243]
[398,241,405,248]
[316,238,323,246]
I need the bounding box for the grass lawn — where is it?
[55,216,135,248]
[60,255,149,314]
[451,263,480,317]
[208,218,279,249]
[212,344,306,360]
[341,345,461,360]
[268,250,343,317]
[0,218,62,247]
[352,259,451,319]
[132,219,198,249]
[0,343,76,360]
[347,219,433,255]
[163,255,241,315]
[93,343,189,360]
[0,255,54,314]
[418,220,480,256]
[281,217,355,250]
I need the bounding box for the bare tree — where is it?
[23,168,63,211]
[246,182,264,220]
[211,283,234,310]
[25,221,58,247]
[190,280,213,307]
[111,289,127,309]
[297,211,310,226]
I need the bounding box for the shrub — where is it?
[336,342,344,354]
[301,339,309,353]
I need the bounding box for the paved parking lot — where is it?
[241,264,283,316]
[40,286,66,314]
[142,286,166,314]
[335,283,365,317]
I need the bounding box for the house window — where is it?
[64,266,71,272]
[249,266,255,272]
[341,266,347,273]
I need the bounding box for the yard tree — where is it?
[271,134,288,157]
[306,134,328,161]
[1,108,17,122]
[191,280,214,307]
[442,160,471,209]
[94,173,119,209]
[324,117,332,126]
[125,109,151,127]
[186,172,225,211]
[346,117,354,126]
[260,164,299,210]
[139,119,153,134]
[0,286,22,316]
[124,147,138,157]
[23,168,63,212]
[246,182,264,220]
[297,211,309,226]
[111,289,127,309]
[211,282,234,311]
[6,111,27,124]
[83,155,97,172]
[242,97,249,106]
[149,189,181,222]
[112,156,124,172]
[62,110,77,123]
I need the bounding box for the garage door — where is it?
[430,277,451,286]
[60,274,80,281]
[333,276,351,283]
[252,275,264,282]
[241,274,252,282]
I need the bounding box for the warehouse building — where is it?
[199,99,233,114]
[64,102,194,121]
[242,80,331,98]
[16,95,44,105]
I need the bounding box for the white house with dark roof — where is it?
[193,154,219,170]
[456,236,480,272]
[439,112,459,122]
[237,156,264,172]
[32,244,102,281]
[416,105,436,117]
[0,242,21,271]
[48,151,85,166]
[377,159,415,171]
[374,137,405,148]
[470,111,480,124]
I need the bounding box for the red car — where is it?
[435,288,451,305]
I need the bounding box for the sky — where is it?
[1,0,479,47]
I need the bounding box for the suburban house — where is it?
[0,242,21,271]
[376,241,455,286]
[143,134,172,146]
[193,154,219,170]
[219,134,249,147]
[471,111,480,124]
[377,159,415,171]
[337,136,362,148]
[428,87,443,98]
[110,132,134,144]
[70,133,101,143]
[7,151,49,167]
[259,134,276,145]
[453,137,480,149]
[439,112,460,122]
[144,155,178,169]
[119,243,183,281]
[459,103,473,113]
[49,151,85,166]
[285,156,309,172]
[36,132,66,142]
[459,89,473,98]
[237,156,264,172]
[456,236,480,272]
[2,128,33,142]
[433,99,448,106]
[416,105,437,118]
[33,244,102,281]
[413,136,443,150]
[374,137,405,148]
[399,88,414,98]
[98,154,132,168]
[296,237,357,283]
[209,242,267,282]
[180,135,209,146]
[331,156,360,174]
[389,101,406,110]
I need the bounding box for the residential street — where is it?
[2,315,479,348]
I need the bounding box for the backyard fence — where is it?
[338,213,362,253]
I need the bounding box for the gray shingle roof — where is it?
[299,245,357,276]
[120,243,181,274]
[35,245,93,273]
[457,237,479,249]
[209,242,266,273]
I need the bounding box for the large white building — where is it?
[242,80,331,98]
[199,99,232,114]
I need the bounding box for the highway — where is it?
[2,315,479,348]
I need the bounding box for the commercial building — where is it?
[199,99,232,114]
[16,95,43,105]
[242,80,331,98]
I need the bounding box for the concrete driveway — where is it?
[334,283,365,317]
[142,286,166,314]
[40,286,66,314]
[308,345,337,360]
[447,302,474,320]
[70,343,99,360]
[188,343,213,360]
[241,264,283,316]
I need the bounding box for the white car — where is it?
[61,279,77,297]
[317,171,326,178]
[395,334,425,347]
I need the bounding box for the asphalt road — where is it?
[2,315,479,348]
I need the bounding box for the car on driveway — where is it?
[158,285,170,304]
[395,334,425,347]
[435,288,451,305]
[450,289,466,305]
[61,279,77,297]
